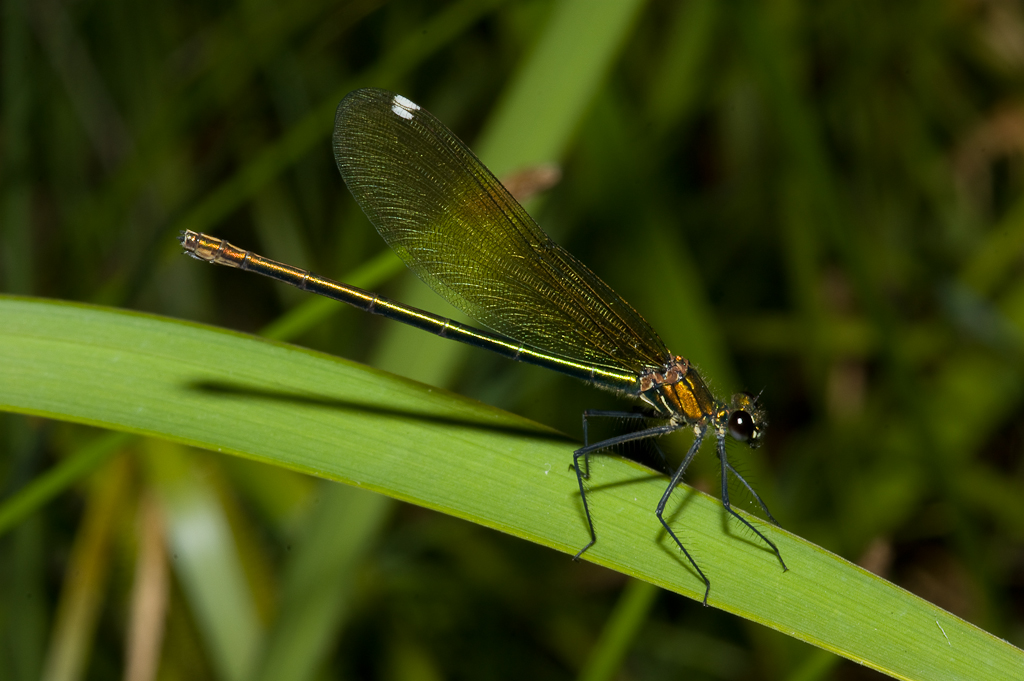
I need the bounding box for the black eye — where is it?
[728,410,755,442]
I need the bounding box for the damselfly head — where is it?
[727,391,767,447]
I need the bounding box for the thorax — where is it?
[638,356,719,424]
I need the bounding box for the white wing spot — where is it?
[391,94,419,120]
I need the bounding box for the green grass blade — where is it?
[252,484,391,681]
[0,432,127,539]
[475,0,646,176]
[143,441,262,681]
[41,455,130,681]
[577,579,660,681]
[1,295,1022,680]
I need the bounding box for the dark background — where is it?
[2,0,1023,679]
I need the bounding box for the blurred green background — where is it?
[2,0,1024,679]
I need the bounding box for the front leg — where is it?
[654,425,711,605]
[716,435,787,572]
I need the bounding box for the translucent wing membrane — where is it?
[333,89,670,376]
[181,89,782,604]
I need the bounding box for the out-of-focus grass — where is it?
[3,1,1024,680]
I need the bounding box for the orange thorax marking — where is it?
[639,357,718,422]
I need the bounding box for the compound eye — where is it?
[728,410,756,442]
